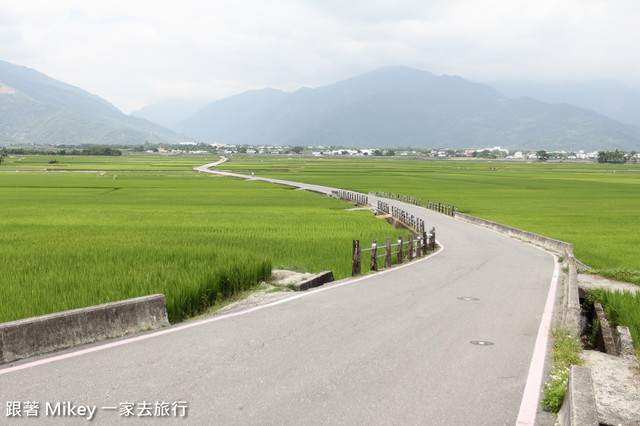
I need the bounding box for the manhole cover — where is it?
[470,341,494,346]
[458,297,480,301]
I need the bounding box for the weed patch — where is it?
[541,328,583,413]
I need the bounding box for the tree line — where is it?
[1,146,122,157]
[597,150,637,164]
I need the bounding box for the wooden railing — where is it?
[333,190,368,205]
[376,191,457,217]
[376,191,421,206]
[332,188,438,276]
[352,228,436,276]
[377,201,425,233]
[425,200,456,216]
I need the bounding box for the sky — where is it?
[1,0,640,114]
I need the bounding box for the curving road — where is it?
[0,160,559,425]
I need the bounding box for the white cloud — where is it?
[2,0,640,113]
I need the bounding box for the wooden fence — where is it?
[425,200,456,216]
[376,191,421,206]
[352,228,436,276]
[333,190,369,205]
[376,191,456,217]
[377,201,425,233]
[330,189,437,276]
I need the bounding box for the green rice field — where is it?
[2,153,639,328]
[221,156,640,285]
[0,155,396,323]
[1,152,211,171]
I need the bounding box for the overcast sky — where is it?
[2,0,639,113]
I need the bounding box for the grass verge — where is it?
[541,328,583,413]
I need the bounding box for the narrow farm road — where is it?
[0,160,559,425]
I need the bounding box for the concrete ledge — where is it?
[563,261,582,337]
[293,271,335,291]
[0,295,169,364]
[558,365,599,426]
[594,302,617,355]
[616,326,636,361]
[455,212,574,256]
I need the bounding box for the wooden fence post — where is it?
[422,231,428,255]
[416,235,422,258]
[370,239,378,272]
[429,227,436,251]
[385,237,392,268]
[408,234,414,261]
[352,240,361,277]
[397,235,403,264]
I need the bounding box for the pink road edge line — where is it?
[516,251,560,425]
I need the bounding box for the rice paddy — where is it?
[221,155,640,285]
[0,156,395,323]
[2,153,638,327]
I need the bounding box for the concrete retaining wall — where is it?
[455,212,574,254]
[0,295,169,364]
[563,260,582,337]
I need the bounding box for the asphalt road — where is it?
[0,161,559,425]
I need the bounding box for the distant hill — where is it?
[487,80,640,129]
[175,67,640,151]
[0,60,178,145]
[173,88,289,142]
[131,99,209,129]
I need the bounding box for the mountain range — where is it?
[160,67,640,151]
[2,59,640,151]
[486,79,640,129]
[0,60,178,145]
